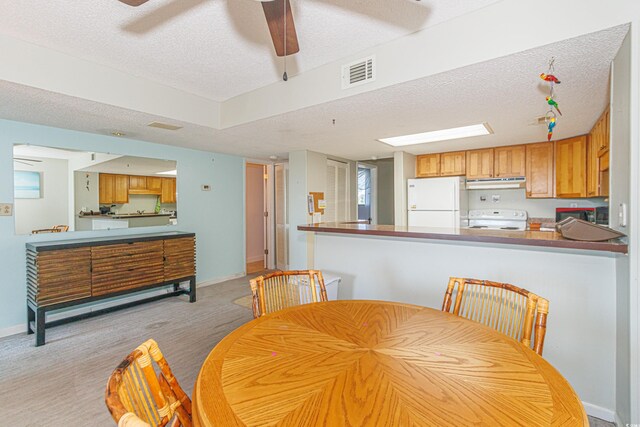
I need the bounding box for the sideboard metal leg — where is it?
[27,305,35,335]
[189,277,197,303]
[35,308,46,347]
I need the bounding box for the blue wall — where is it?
[0,120,245,331]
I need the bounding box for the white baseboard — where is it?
[196,273,246,288]
[0,324,26,339]
[583,401,615,422]
[0,274,246,339]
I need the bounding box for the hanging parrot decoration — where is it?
[547,116,556,141]
[540,73,561,84]
[546,96,562,115]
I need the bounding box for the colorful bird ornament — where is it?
[547,116,556,141]
[540,73,561,84]
[546,96,562,115]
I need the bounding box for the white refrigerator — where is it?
[407,177,468,228]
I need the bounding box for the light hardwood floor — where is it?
[0,273,614,426]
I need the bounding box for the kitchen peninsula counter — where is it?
[298,222,628,254]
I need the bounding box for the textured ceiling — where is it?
[0,0,498,101]
[0,25,628,161]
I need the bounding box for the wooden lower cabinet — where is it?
[555,136,587,198]
[525,142,554,198]
[26,232,196,346]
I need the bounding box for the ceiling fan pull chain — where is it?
[283,0,288,81]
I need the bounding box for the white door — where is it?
[408,177,459,211]
[274,163,289,270]
[408,210,460,228]
[325,160,350,223]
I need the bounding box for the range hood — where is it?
[466,177,526,190]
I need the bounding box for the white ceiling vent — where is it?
[342,56,375,89]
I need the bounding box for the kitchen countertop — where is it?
[77,213,172,219]
[298,222,628,254]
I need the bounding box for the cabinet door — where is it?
[99,173,114,204]
[586,134,600,197]
[597,107,610,157]
[161,178,177,203]
[164,237,195,281]
[440,151,466,176]
[494,145,526,177]
[147,177,163,192]
[466,149,494,179]
[525,142,554,198]
[129,175,147,190]
[28,248,92,306]
[555,136,587,198]
[416,154,440,177]
[113,175,129,204]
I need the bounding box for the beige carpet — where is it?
[0,274,256,427]
[0,273,614,427]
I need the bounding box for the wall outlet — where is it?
[0,203,13,216]
[492,195,500,203]
[570,203,578,208]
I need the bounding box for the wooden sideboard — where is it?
[26,231,196,346]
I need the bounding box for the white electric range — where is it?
[467,209,528,230]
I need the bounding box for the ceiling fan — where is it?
[118,0,299,57]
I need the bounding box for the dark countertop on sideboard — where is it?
[298,223,628,254]
[77,213,172,219]
[26,231,195,252]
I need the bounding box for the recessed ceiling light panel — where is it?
[156,170,177,176]
[378,123,493,147]
[148,122,183,131]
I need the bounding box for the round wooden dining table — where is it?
[192,300,587,426]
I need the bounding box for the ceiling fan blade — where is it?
[262,0,299,57]
[118,0,151,6]
[14,157,42,163]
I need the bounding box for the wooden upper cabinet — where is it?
[99,173,114,205]
[113,174,129,204]
[146,177,163,192]
[596,106,610,157]
[99,173,129,205]
[466,149,494,179]
[587,105,610,197]
[416,154,440,177]
[129,175,147,191]
[525,142,554,198]
[161,178,177,204]
[586,134,600,197]
[440,151,466,176]
[494,145,526,178]
[555,136,587,198]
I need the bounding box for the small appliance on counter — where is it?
[556,217,625,241]
[555,207,596,223]
[466,209,528,230]
[595,206,609,225]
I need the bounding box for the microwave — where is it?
[556,207,595,223]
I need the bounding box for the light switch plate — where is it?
[0,203,13,216]
[201,184,211,191]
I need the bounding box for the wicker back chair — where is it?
[250,270,328,318]
[442,277,549,355]
[105,339,192,427]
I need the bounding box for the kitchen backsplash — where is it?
[467,188,607,218]
[108,194,176,214]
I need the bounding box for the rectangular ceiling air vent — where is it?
[342,55,375,89]
[148,121,183,131]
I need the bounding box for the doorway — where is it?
[246,163,267,274]
[357,163,377,224]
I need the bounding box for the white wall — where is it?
[314,233,618,419]
[393,151,416,226]
[14,157,68,235]
[246,163,265,263]
[468,188,607,219]
[73,170,98,230]
[611,31,632,424]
